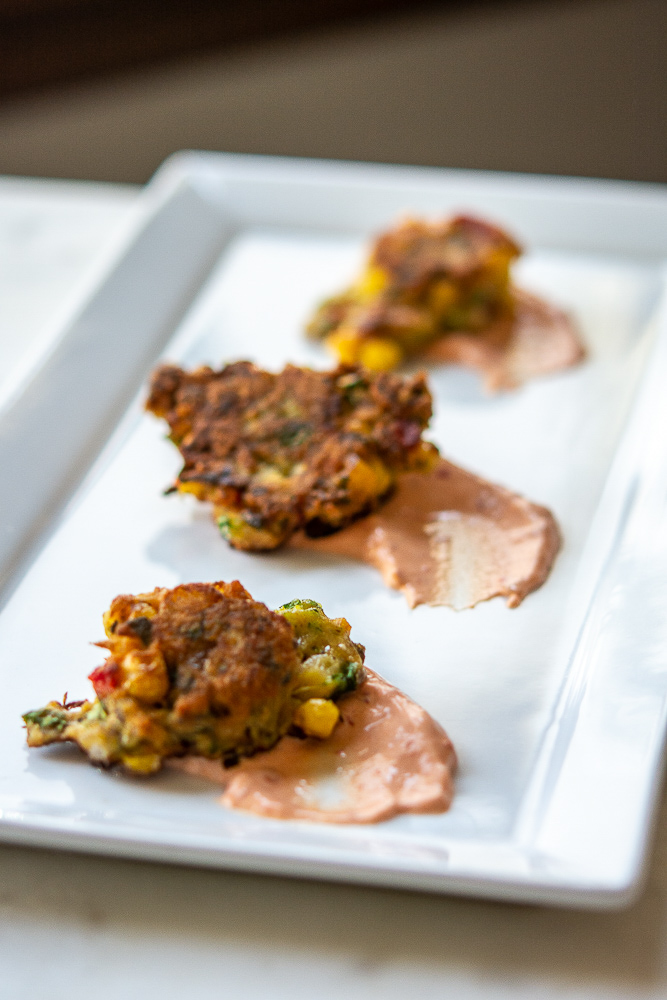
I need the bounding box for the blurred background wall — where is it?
[0,0,664,184]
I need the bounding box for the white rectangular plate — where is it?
[2,153,667,908]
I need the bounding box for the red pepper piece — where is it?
[88,660,120,697]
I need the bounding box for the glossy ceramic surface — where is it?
[1,154,666,906]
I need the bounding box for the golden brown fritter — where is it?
[23,585,366,775]
[146,361,438,550]
[306,215,521,370]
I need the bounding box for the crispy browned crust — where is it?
[146,361,437,548]
[371,214,521,291]
[99,581,300,763]
[147,582,297,721]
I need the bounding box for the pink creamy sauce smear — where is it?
[168,670,457,824]
[291,458,561,610]
[423,287,585,392]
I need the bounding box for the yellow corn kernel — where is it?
[120,751,163,774]
[294,698,340,739]
[346,456,392,504]
[326,328,362,365]
[409,440,440,472]
[103,596,159,638]
[122,649,169,703]
[428,278,458,317]
[177,480,210,501]
[355,265,390,300]
[254,464,290,487]
[484,247,514,281]
[295,659,338,700]
[107,634,144,658]
[358,337,403,371]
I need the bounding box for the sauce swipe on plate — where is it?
[291,458,561,610]
[423,288,585,392]
[168,670,456,824]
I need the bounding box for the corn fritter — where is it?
[306,215,521,370]
[23,583,365,774]
[146,361,438,550]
